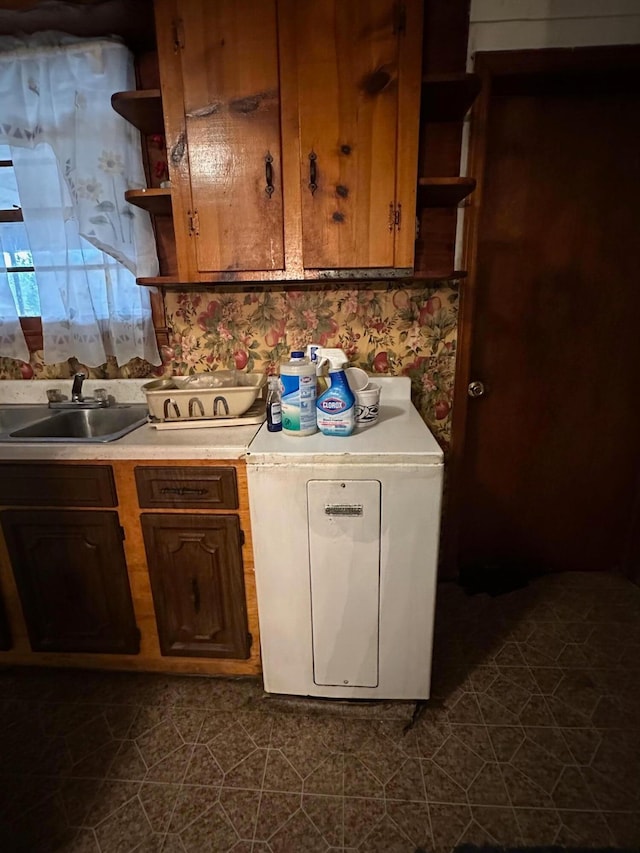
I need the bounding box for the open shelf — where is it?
[418,177,476,207]
[421,73,481,122]
[111,89,163,135]
[125,188,172,216]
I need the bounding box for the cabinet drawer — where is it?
[135,466,238,509]
[0,463,116,507]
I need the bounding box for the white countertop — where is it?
[0,379,261,461]
[247,377,443,466]
[0,376,443,464]
[0,421,263,461]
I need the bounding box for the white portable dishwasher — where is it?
[246,377,444,700]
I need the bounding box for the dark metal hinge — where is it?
[247,632,253,651]
[393,3,406,35]
[119,525,126,541]
[188,211,199,237]
[239,529,246,547]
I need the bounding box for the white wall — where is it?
[469,0,640,59]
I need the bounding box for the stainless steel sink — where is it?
[0,404,149,443]
[0,405,52,432]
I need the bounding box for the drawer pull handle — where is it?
[160,486,208,496]
[265,152,274,197]
[308,150,318,195]
[191,577,201,614]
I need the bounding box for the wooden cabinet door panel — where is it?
[1,510,139,654]
[179,0,284,273]
[284,0,399,269]
[141,514,249,659]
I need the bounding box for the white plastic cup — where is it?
[354,384,381,428]
[345,366,370,393]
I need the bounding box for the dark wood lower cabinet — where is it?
[141,513,250,659]
[1,509,139,654]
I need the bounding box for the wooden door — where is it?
[161,0,284,274]
[0,593,11,651]
[455,60,640,579]
[141,514,249,659]
[282,0,413,270]
[1,510,139,653]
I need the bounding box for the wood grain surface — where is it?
[0,458,261,676]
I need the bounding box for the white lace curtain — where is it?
[0,32,160,366]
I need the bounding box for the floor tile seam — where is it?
[418,752,436,851]
[135,719,186,762]
[300,792,343,847]
[168,787,221,840]
[426,800,474,850]
[250,715,273,847]
[258,794,305,846]
[80,781,142,830]
[160,734,204,847]
[383,800,431,848]
[357,752,408,788]
[218,791,256,844]
[345,802,387,850]
[383,792,429,804]
[92,790,153,853]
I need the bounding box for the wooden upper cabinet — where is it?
[156,0,285,276]
[154,0,422,281]
[281,0,417,271]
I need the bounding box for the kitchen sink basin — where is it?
[0,405,53,432]
[0,404,149,443]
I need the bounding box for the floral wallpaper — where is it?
[0,280,459,448]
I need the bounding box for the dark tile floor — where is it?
[1,571,640,852]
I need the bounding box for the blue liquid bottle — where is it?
[316,355,356,436]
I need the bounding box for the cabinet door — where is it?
[158,0,284,274]
[141,514,249,659]
[283,0,402,270]
[1,510,139,654]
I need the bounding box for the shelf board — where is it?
[418,177,476,207]
[111,89,163,135]
[412,269,468,282]
[137,276,180,287]
[422,73,481,122]
[125,188,172,217]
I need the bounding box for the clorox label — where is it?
[319,397,347,413]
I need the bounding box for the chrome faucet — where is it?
[47,373,112,409]
[71,372,85,402]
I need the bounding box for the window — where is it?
[0,145,39,317]
[0,32,161,367]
